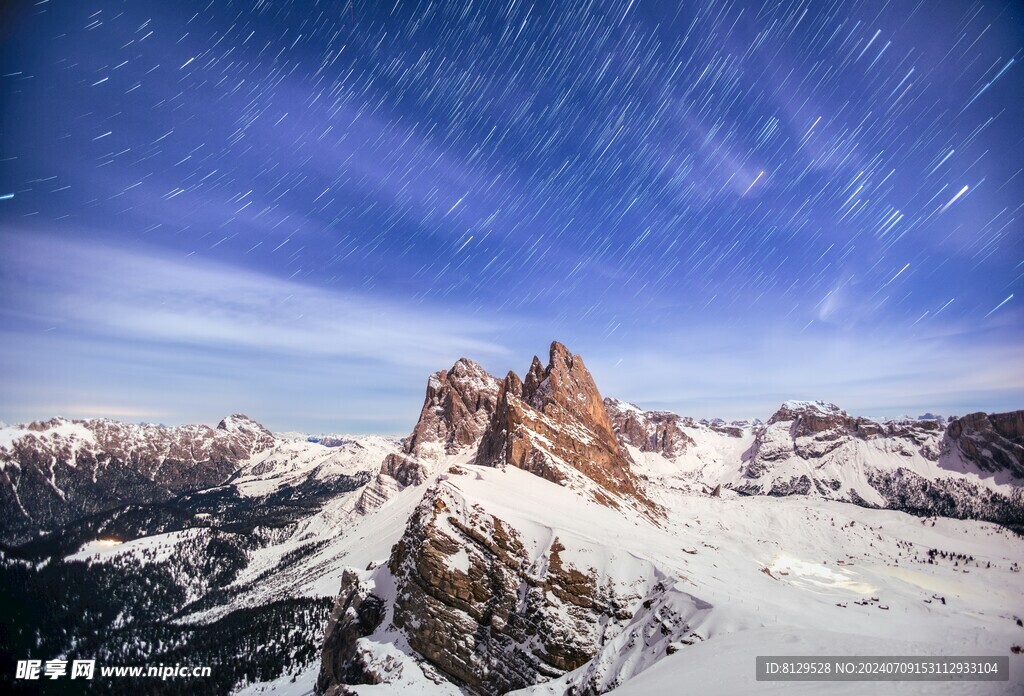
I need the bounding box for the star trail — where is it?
[1,0,1022,432]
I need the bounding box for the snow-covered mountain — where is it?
[0,414,398,546]
[314,343,1024,695]
[0,414,271,545]
[607,397,1023,528]
[1,341,1022,695]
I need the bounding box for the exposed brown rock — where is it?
[346,486,629,694]
[406,358,502,457]
[475,342,652,511]
[317,570,387,694]
[946,410,1024,478]
[356,359,500,513]
[604,398,696,458]
[770,403,942,450]
[767,401,852,437]
[990,411,1024,440]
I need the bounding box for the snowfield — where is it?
[288,462,1024,694]
[231,435,400,497]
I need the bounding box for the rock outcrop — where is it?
[745,401,942,474]
[317,570,388,693]
[404,358,503,458]
[732,401,1024,527]
[945,410,1024,479]
[319,479,655,696]
[475,342,651,511]
[604,398,696,458]
[356,358,500,513]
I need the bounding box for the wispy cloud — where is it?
[2,232,1020,431]
[2,232,508,367]
[0,231,515,432]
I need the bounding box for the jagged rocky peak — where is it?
[408,357,501,458]
[604,398,697,458]
[476,341,652,510]
[523,342,615,437]
[946,410,1024,478]
[355,358,501,513]
[24,415,72,432]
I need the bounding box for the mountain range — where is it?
[1,341,1022,695]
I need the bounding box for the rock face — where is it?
[356,359,500,513]
[604,398,696,458]
[475,342,651,510]
[0,415,276,544]
[317,570,388,692]
[763,400,910,442]
[732,401,1024,527]
[945,410,1024,479]
[744,401,942,477]
[389,489,606,692]
[319,480,652,696]
[405,358,504,459]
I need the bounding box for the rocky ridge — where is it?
[603,398,697,459]
[319,472,664,696]
[731,400,1024,527]
[475,342,652,512]
[355,358,500,513]
[946,410,1024,479]
[0,414,276,544]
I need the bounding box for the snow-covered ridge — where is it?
[319,460,1024,696]
[608,396,1023,529]
[0,414,397,545]
[780,398,845,413]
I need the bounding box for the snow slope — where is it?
[230,435,400,497]
[8,395,1020,695]
[317,462,1024,695]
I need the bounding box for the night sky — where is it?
[1,0,1022,433]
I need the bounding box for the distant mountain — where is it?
[0,414,270,544]
[0,415,398,546]
[0,417,400,696]
[609,398,1022,528]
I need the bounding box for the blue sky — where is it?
[1,0,1022,433]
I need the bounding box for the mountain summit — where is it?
[356,357,501,513]
[476,341,652,511]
